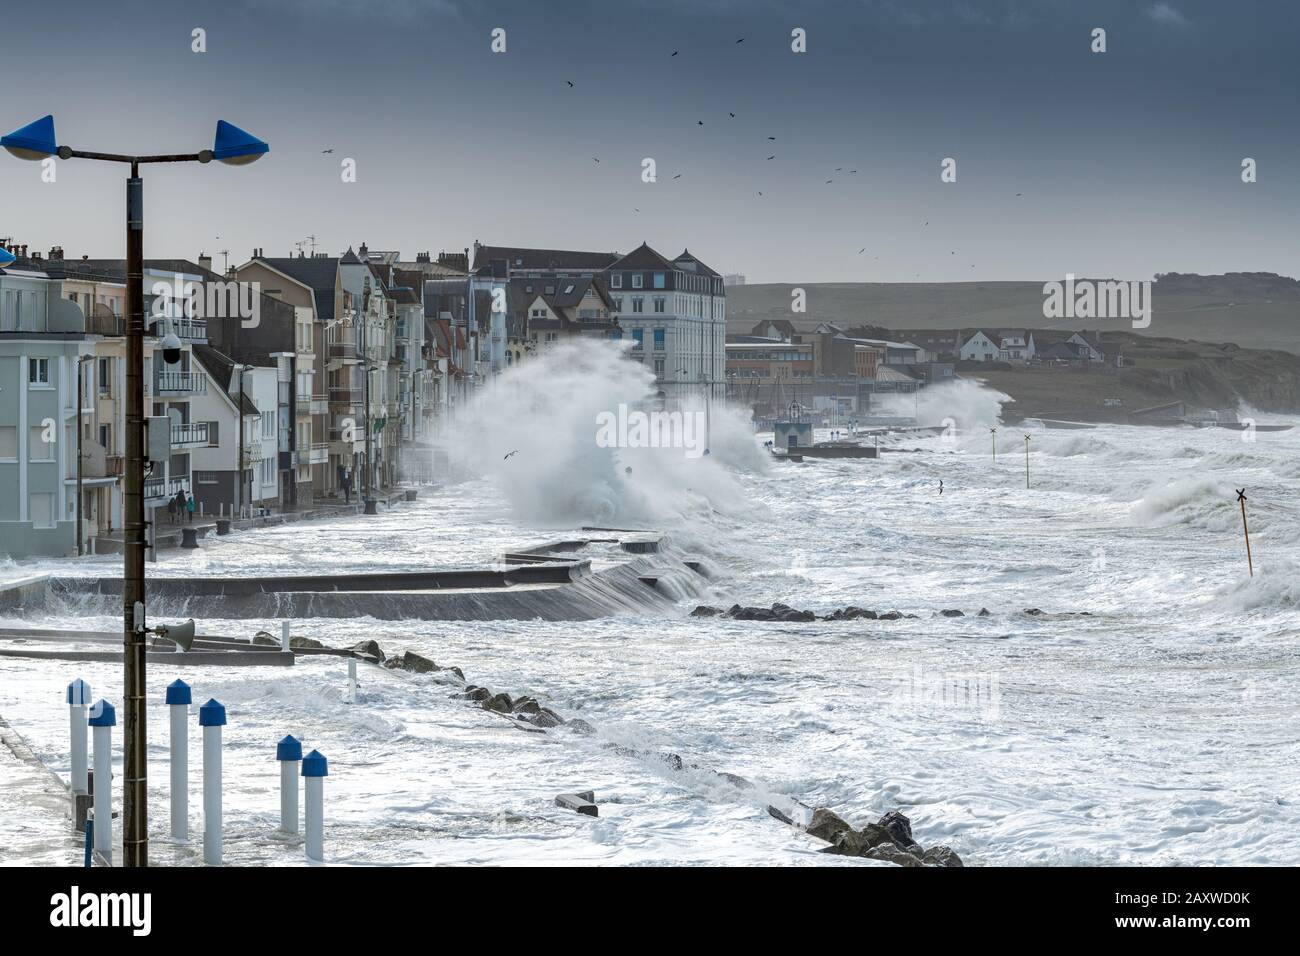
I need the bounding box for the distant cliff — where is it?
[727,273,1300,355]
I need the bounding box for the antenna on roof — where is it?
[219,250,230,274]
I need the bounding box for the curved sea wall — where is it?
[31,532,708,622]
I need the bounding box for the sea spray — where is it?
[437,340,766,533]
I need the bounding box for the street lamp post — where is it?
[2,115,267,868]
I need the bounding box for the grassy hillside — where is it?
[728,274,1300,354]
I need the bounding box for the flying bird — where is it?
[697,120,704,125]
[504,450,519,460]
[566,80,574,87]
[766,155,775,160]
[673,173,682,179]
[825,179,832,184]
[671,50,679,56]
[736,37,745,43]
[592,157,600,163]
[321,149,334,154]
[768,136,776,140]
[858,248,866,254]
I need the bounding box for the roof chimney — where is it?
[48,246,63,260]
[198,253,213,272]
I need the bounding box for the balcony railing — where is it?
[148,318,207,341]
[328,342,358,360]
[328,387,362,405]
[155,371,207,395]
[171,421,210,446]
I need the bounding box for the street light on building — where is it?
[2,113,267,868]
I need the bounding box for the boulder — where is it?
[555,792,598,817]
[922,845,964,867]
[767,805,795,825]
[780,609,816,622]
[350,639,385,663]
[463,686,492,702]
[977,607,991,617]
[1023,607,1043,616]
[716,771,754,790]
[660,752,684,771]
[252,630,277,646]
[482,692,513,714]
[771,602,793,614]
[690,605,722,617]
[878,610,903,621]
[847,606,878,620]
[566,718,596,736]
[877,810,918,848]
[398,651,440,674]
[865,843,925,867]
[530,707,565,728]
[807,808,855,845]
[512,696,541,715]
[289,636,324,649]
[939,609,964,618]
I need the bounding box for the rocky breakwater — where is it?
[801,807,963,867]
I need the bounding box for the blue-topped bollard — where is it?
[67,678,91,797]
[276,735,303,834]
[302,749,328,862]
[87,699,116,862]
[166,679,192,841]
[199,698,226,865]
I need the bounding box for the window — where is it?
[631,274,643,289]
[653,272,665,289]
[262,411,275,438]
[30,426,54,461]
[631,297,644,314]
[610,274,622,289]
[563,284,574,294]
[653,328,666,351]
[30,493,55,529]
[654,358,665,377]
[613,296,623,312]
[631,329,644,350]
[97,357,112,395]
[0,425,16,459]
[653,296,665,313]
[28,357,50,386]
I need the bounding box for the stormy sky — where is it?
[1,0,1297,283]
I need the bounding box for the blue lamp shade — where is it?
[0,247,15,269]
[212,120,268,165]
[1,114,58,160]
[276,735,303,762]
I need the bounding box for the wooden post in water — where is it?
[1237,488,1253,577]
[1023,434,1031,489]
[990,426,997,463]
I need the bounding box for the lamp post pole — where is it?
[3,115,268,868]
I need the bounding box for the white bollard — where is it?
[199,698,226,865]
[277,735,302,834]
[302,749,328,862]
[347,658,358,703]
[281,620,291,653]
[166,679,192,841]
[67,678,91,796]
[88,699,116,861]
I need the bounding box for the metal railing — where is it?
[155,371,207,395]
[170,421,210,446]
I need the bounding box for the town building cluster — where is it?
[0,239,726,557]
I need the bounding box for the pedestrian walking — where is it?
[186,490,196,523]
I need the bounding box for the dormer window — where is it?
[632,274,643,289]
[611,274,622,288]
